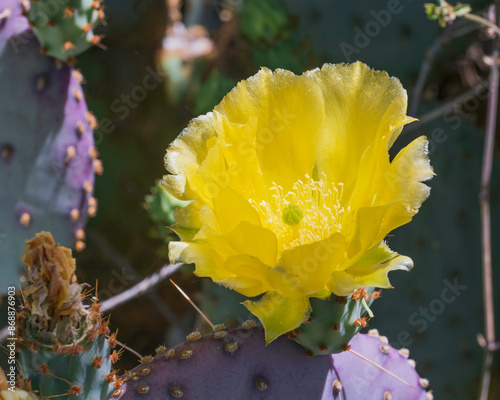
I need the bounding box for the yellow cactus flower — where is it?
[164,62,434,343]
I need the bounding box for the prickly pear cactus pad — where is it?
[0,1,100,293]
[290,289,377,355]
[26,0,105,61]
[333,329,433,400]
[16,232,114,400]
[110,325,431,400]
[163,61,433,345]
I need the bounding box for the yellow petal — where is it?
[218,277,265,297]
[346,137,433,258]
[212,113,266,201]
[311,288,331,300]
[170,202,204,241]
[223,254,299,298]
[196,136,228,201]
[227,221,277,267]
[223,255,273,291]
[243,291,311,343]
[306,62,412,202]
[173,202,203,229]
[215,67,325,193]
[168,241,189,264]
[170,224,199,242]
[380,136,435,217]
[169,241,232,281]
[213,187,261,234]
[277,233,346,295]
[346,204,392,260]
[164,114,217,203]
[328,241,413,296]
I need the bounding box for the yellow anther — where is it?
[250,174,345,253]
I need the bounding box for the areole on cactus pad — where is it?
[163,62,434,344]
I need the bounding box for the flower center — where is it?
[249,173,346,254]
[282,204,304,226]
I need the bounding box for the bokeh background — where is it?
[4,0,500,399]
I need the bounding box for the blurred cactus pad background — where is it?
[1,0,500,399]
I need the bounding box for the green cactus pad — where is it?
[291,289,376,355]
[19,337,113,400]
[26,0,104,61]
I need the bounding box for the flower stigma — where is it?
[282,204,303,226]
[249,173,346,254]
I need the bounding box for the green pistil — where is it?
[282,204,304,226]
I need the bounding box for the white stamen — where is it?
[249,173,345,254]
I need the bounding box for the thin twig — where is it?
[410,20,480,116]
[101,263,182,312]
[405,81,488,133]
[464,12,500,36]
[88,230,180,323]
[478,8,499,398]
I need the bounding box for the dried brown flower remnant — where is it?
[20,232,88,344]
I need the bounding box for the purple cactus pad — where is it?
[111,326,431,400]
[0,0,99,292]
